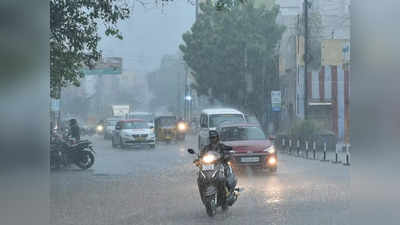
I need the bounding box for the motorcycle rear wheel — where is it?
[75,151,95,170]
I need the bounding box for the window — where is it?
[121,121,150,129]
[200,115,208,128]
[209,114,245,128]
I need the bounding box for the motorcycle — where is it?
[50,132,95,170]
[187,148,241,217]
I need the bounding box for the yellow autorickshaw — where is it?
[154,116,177,144]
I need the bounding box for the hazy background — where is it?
[99,1,195,75]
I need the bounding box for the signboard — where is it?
[82,57,122,75]
[321,39,350,65]
[50,98,60,112]
[271,91,281,112]
[112,105,130,117]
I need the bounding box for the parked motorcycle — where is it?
[50,133,95,170]
[188,148,241,217]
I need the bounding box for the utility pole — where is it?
[195,0,199,20]
[303,0,309,120]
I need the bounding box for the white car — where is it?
[112,119,156,149]
[128,112,155,128]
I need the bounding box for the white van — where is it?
[198,108,246,149]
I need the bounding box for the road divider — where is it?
[278,136,350,166]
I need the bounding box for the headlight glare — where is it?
[96,125,104,132]
[202,154,216,163]
[178,122,186,131]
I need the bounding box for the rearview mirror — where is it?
[187,149,196,154]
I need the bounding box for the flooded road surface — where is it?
[51,135,349,225]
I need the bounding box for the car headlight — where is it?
[177,122,187,132]
[264,146,276,154]
[268,156,277,165]
[202,154,216,164]
[96,125,104,132]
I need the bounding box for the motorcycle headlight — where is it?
[264,145,276,154]
[177,122,187,131]
[202,154,216,164]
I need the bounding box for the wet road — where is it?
[51,135,349,225]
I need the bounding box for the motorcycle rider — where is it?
[200,130,237,201]
[68,119,81,143]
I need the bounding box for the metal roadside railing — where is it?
[276,135,351,166]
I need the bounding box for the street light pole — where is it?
[304,0,309,120]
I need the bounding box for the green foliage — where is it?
[180,0,285,117]
[50,0,130,98]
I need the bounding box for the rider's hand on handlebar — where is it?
[193,159,200,166]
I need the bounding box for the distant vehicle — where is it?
[217,123,277,172]
[176,120,188,141]
[112,119,156,149]
[103,118,120,140]
[154,115,178,144]
[198,108,246,150]
[128,112,155,128]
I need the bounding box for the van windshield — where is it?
[209,114,245,127]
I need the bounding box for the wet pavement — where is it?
[51,135,350,225]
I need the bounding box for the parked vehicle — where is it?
[187,148,241,217]
[112,119,156,149]
[154,115,178,144]
[50,132,95,170]
[217,123,277,172]
[198,108,247,150]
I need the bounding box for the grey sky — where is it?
[99,1,195,75]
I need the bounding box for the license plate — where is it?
[240,157,260,163]
[136,137,145,141]
[202,164,214,170]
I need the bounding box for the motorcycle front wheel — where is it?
[205,194,217,217]
[75,151,95,170]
